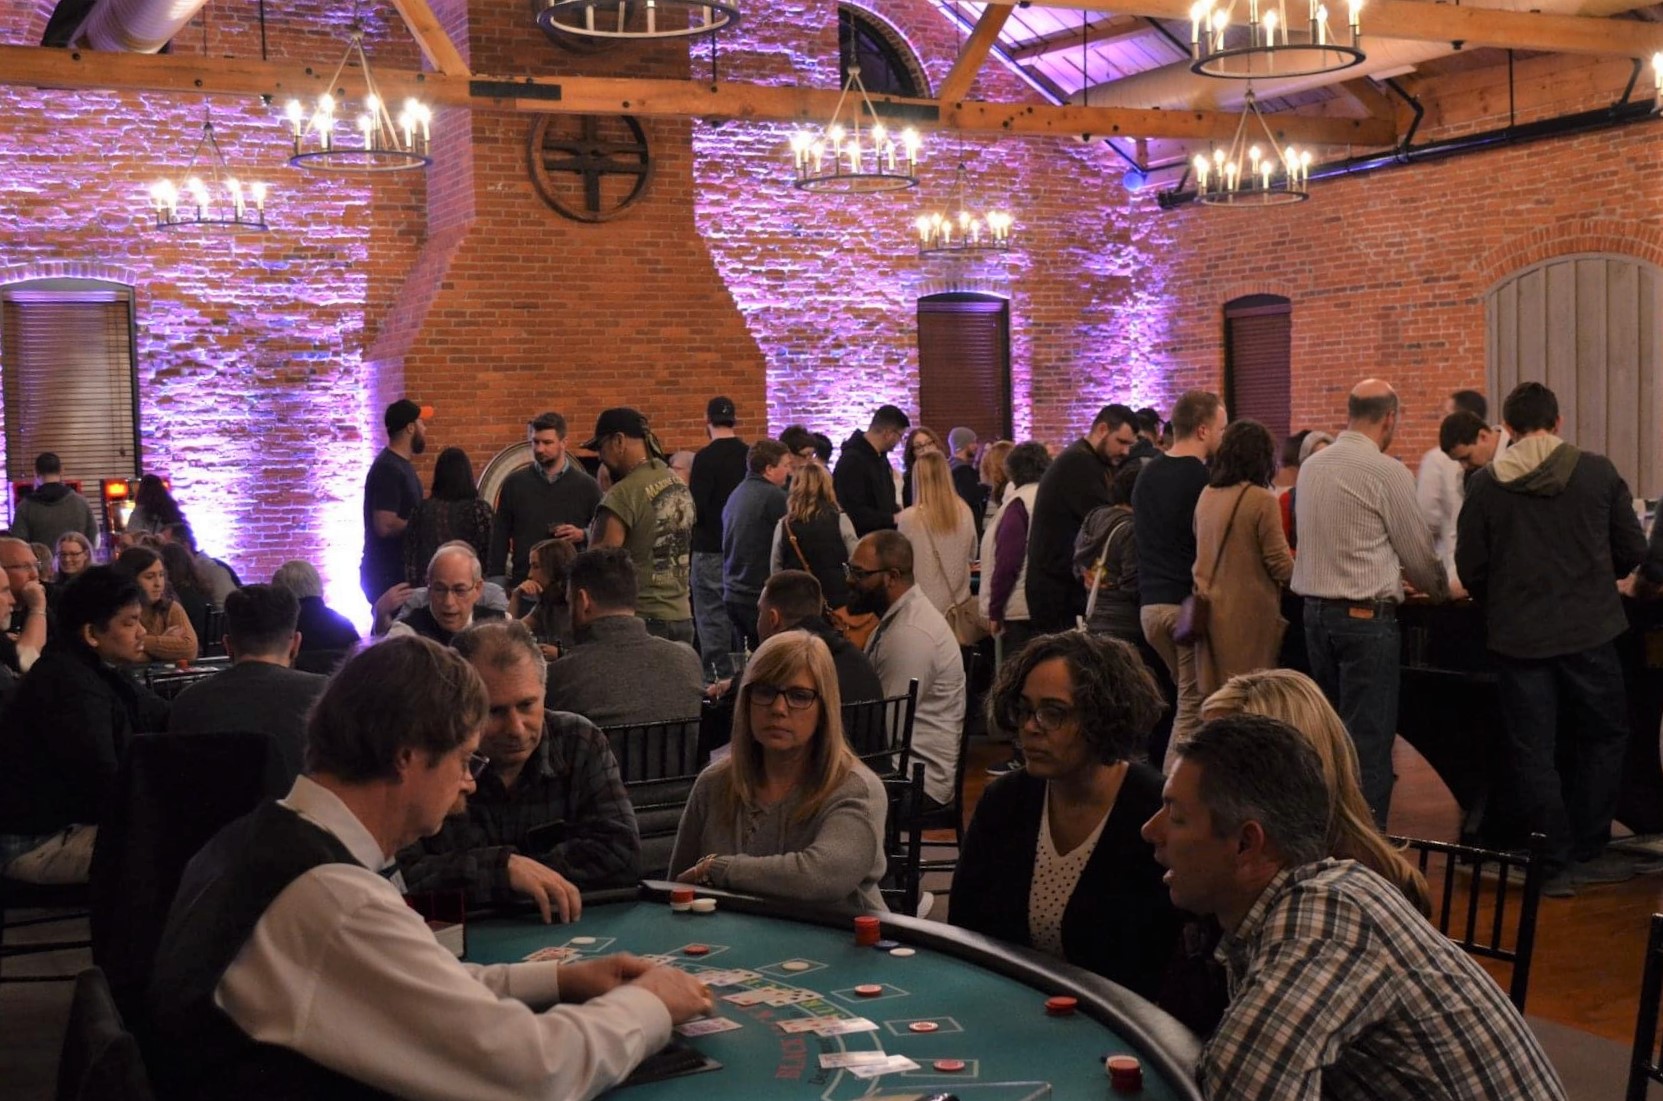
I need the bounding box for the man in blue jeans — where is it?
[1290,379,1448,826]
[1457,381,1647,897]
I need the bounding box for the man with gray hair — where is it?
[399,621,639,923]
[271,560,361,655]
[1142,714,1565,1101]
[1290,379,1447,825]
[387,542,506,645]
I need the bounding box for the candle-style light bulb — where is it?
[1263,10,1278,48]
[252,182,267,213]
[1190,0,1209,46]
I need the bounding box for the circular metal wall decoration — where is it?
[529,115,653,223]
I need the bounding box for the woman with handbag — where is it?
[769,462,870,644]
[898,452,979,640]
[1191,419,1294,697]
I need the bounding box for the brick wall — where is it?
[0,0,1655,624]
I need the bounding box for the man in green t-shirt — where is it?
[583,408,697,645]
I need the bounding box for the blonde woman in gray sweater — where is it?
[671,631,888,915]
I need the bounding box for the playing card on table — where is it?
[776,1016,842,1033]
[521,947,575,962]
[696,968,759,987]
[814,1017,878,1036]
[721,988,777,1006]
[761,988,819,1006]
[818,1051,891,1069]
[846,1055,921,1079]
[638,953,676,965]
[674,1016,743,1037]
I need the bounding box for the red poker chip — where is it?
[854,983,884,997]
[934,1059,966,1072]
[908,1021,939,1033]
[1044,995,1078,1016]
[683,944,711,956]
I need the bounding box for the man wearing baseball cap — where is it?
[584,408,697,645]
[361,399,430,605]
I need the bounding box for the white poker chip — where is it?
[888,947,917,957]
[570,936,597,945]
[781,960,813,971]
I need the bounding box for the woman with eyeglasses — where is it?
[669,631,888,915]
[54,532,94,582]
[949,631,1181,1000]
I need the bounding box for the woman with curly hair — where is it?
[669,631,887,915]
[509,537,578,661]
[950,632,1181,1000]
[1191,418,1293,696]
[114,545,198,663]
[1202,669,1431,915]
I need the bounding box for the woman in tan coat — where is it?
[1191,419,1292,696]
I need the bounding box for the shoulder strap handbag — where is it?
[919,518,988,646]
[784,518,839,620]
[1081,512,1135,628]
[1172,485,1250,646]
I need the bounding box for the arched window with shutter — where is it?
[1224,294,1291,443]
[917,293,1012,443]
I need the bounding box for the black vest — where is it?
[147,801,397,1100]
[779,511,852,607]
[398,603,506,646]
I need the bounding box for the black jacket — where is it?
[1456,439,1645,660]
[1024,439,1115,631]
[949,764,1181,1001]
[833,432,898,536]
[0,644,169,835]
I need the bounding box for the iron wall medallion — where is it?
[529,114,653,223]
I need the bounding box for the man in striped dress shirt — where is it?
[1290,379,1447,825]
[1143,715,1566,1101]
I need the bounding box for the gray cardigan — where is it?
[669,762,889,916]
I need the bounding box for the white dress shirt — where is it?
[215,776,671,1101]
[1416,445,1464,587]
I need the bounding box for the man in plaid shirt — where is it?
[398,622,639,921]
[1143,714,1565,1100]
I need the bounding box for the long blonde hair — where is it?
[786,461,839,525]
[1203,669,1431,916]
[911,451,961,535]
[979,440,1015,506]
[717,631,856,824]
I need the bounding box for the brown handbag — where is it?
[1173,486,1249,646]
[785,518,879,649]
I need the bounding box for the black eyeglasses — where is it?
[749,684,820,710]
[843,562,892,583]
[1005,700,1078,733]
[465,752,490,779]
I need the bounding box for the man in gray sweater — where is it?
[546,547,703,728]
[720,439,791,651]
[12,453,98,549]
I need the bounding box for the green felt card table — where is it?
[465,884,1203,1101]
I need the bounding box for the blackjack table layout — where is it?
[464,883,1203,1101]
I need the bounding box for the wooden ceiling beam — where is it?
[388,0,470,77]
[0,44,1394,144]
[1338,76,1400,121]
[1006,14,1151,62]
[938,4,1013,104]
[985,0,1663,58]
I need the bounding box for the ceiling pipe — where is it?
[1079,0,1654,112]
[74,0,209,54]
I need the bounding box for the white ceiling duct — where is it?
[1081,0,1654,111]
[76,0,209,53]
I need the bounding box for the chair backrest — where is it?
[138,666,223,701]
[627,776,698,880]
[841,679,917,779]
[1629,912,1663,1101]
[89,731,292,1028]
[198,607,228,658]
[879,763,926,917]
[1388,832,1545,1012]
[600,716,704,784]
[56,966,155,1101]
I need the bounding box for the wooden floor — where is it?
[963,733,1663,1046]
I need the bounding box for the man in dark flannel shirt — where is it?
[1143,714,1565,1101]
[397,621,639,922]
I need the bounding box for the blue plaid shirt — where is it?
[397,710,639,904]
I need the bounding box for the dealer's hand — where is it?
[506,854,581,924]
[557,954,651,1001]
[632,966,715,1023]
